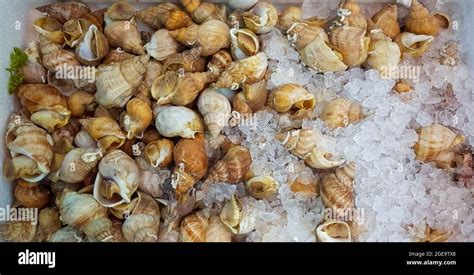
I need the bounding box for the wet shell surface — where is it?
[181,0,226,24]
[75,24,109,66]
[338,0,367,30]
[122,192,161,242]
[155,106,204,139]
[93,150,140,208]
[232,79,268,114]
[215,52,268,90]
[268,83,315,113]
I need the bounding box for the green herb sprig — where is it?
[6,47,28,94]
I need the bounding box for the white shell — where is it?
[197,88,232,138]
[228,0,258,10]
[316,220,351,242]
[93,150,140,207]
[155,106,204,138]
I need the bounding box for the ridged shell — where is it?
[104,18,144,55]
[162,47,206,73]
[151,71,210,106]
[172,166,196,195]
[320,97,363,129]
[205,145,252,185]
[20,41,47,84]
[329,25,370,67]
[145,29,184,61]
[14,180,51,209]
[17,84,71,133]
[413,124,464,168]
[134,3,187,30]
[155,106,204,139]
[36,2,91,24]
[268,83,315,113]
[93,150,140,208]
[276,129,344,169]
[122,191,161,242]
[50,148,102,184]
[38,35,80,71]
[320,162,356,213]
[338,0,367,30]
[174,133,208,181]
[4,114,54,182]
[0,221,37,242]
[395,32,434,58]
[287,23,347,73]
[170,20,230,56]
[197,88,232,138]
[371,5,400,40]
[181,0,226,24]
[215,52,267,90]
[68,91,96,118]
[406,0,440,36]
[57,189,114,242]
[242,2,278,34]
[207,50,233,82]
[120,98,153,139]
[95,55,149,108]
[316,220,351,242]
[80,117,126,150]
[181,210,209,242]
